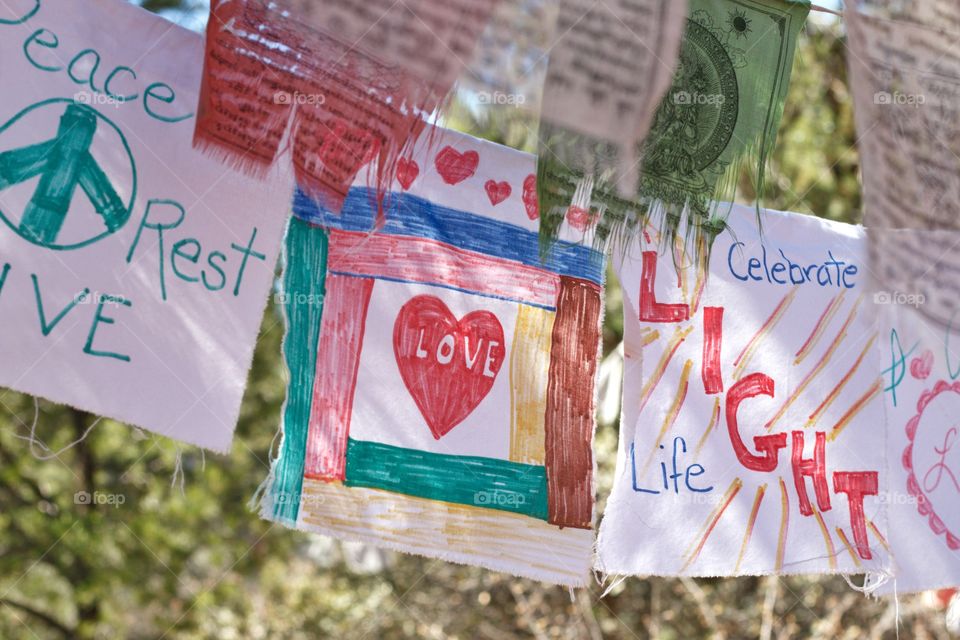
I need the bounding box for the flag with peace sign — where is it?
[0,0,291,452]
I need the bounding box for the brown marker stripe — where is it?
[544,276,601,529]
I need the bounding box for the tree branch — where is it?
[0,597,74,638]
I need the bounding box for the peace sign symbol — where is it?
[0,98,137,250]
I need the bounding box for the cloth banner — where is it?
[846,11,960,588]
[873,229,960,595]
[538,0,808,256]
[260,125,606,586]
[598,204,890,576]
[194,0,498,214]
[0,0,290,452]
[846,5,960,329]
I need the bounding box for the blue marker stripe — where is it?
[328,270,558,312]
[293,186,604,285]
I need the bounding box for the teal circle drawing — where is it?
[0,98,137,250]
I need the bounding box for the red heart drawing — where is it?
[484,179,511,206]
[566,205,597,231]
[911,349,934,380]
[393,295,505,439]
[435,146,479,185]
[522,174,539,219]
[396,158,419,190]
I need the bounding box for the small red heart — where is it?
[396,158,419,190]
[393,295,505,439]
[948,532,960,550]
[566,205,597,231]
[434,146,479,185]
[932,514,948,534]
[484,180,511,206]
[521,174,539,219]
[911,349,934,380]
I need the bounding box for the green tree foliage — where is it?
[0,6,953,639]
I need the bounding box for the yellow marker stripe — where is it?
[735,483,767,573]
[508,305,554,464]
[643,359,693,473]
[835,527,862,568]
[795,291,846,365]
[733,288,799,381]
[766,295,864,431]
[828,378,883,442]
[682,478,743,572]
[775,477,789,572]
[812,506,838,571]
[694,397,722,456]
[636,325,693,418]
[806,333,877,429]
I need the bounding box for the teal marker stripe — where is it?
[344,439,549,520]
[270,217,328,524]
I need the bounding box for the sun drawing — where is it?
[727,9,752,39]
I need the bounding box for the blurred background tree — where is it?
[0,2,953,639]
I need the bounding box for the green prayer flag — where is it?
[538,0,809,259]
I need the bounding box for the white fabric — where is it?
[875,229,960,594]
[598,205,890,576]
[0,0,290,452]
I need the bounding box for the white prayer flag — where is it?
[0,0,290,452]
[598,205,890,577]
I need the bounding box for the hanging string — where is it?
[11,397,101,460]
[843,571,891,597]
[599,574,629,599]
[170,447,186,496]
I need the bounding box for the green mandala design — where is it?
[535,0,810,260]
[640,17,740,198]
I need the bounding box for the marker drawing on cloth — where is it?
[0,0,289,452]
[194,0,497,214]
[260,127,606,586]
[872,257,960,594]
[846,1,960,590]
[597,205,890,577]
